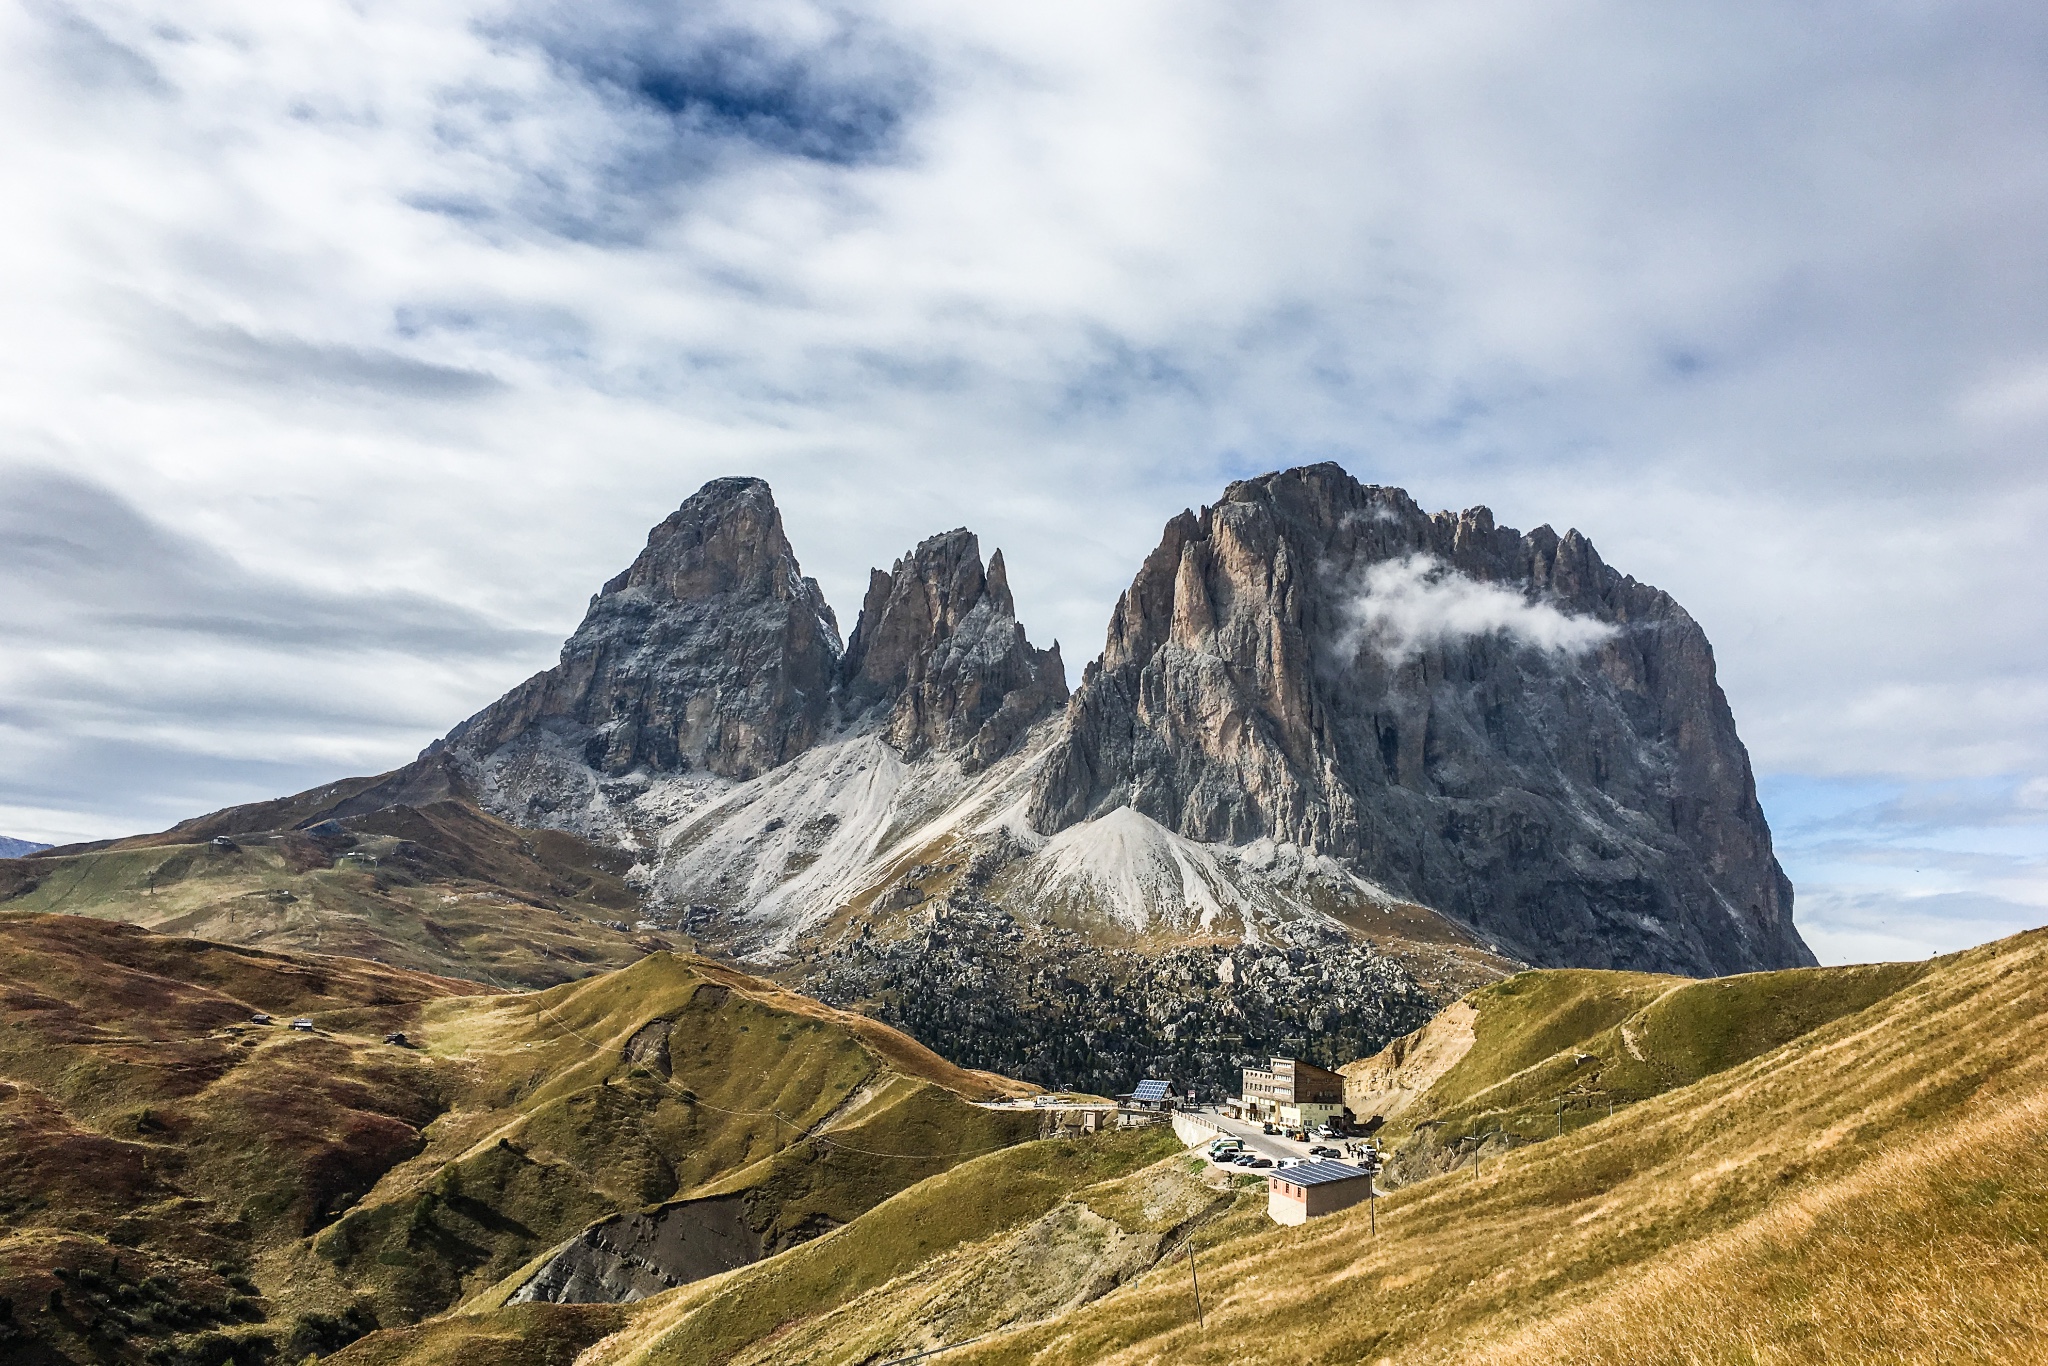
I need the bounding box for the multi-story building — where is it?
[1233,1056,1348,1130]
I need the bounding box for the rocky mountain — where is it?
[840,529,1068,770]
[1029,464,1811,976]
[415,464,1801,978]
[0,835,49,858]
[15,463,1811,1092]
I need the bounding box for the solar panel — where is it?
[1279,1160,1369,1187]
[1130,1079,1171,1102]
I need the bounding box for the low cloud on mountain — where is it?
[1338,555,1618,663]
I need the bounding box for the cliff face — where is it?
[1027,463,1810,976]
[438,482,1068,835]
[840,529,1068,770]
[411,464,1805,980]
[447,477,842,782]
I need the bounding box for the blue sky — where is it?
[2,0,2044,964]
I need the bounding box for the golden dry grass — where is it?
[899,927,2048,1365]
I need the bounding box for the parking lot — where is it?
[1192,1107,1368,1170]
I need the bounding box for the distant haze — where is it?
[1,1,2042,964]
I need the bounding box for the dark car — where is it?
[1247,1157,1274,1168]
[1310,1145,1340,1159]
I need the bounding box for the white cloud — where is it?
[0,0,2041,970]
[1338,554,1618,662]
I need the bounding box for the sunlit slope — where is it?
[1346,958,1928,1177]
[895,927,2048,1364]
[1,799,654,988]
[284,947,1033,1324]
[0,913,1034,1366]
[328,1127,1208,1366]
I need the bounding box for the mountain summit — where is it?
[418,465,1804,979]
[30,466,1812,1091]
[444,476,843,784]
[1029,464,1808,976]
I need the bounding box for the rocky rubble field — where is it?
[800,895,1440,1096]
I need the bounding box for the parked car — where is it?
[1261,1122,1279,1135]
[1247,1157,1274,1168]
[1310,1145,1340,1159]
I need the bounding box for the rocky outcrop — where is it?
[1340,999,1478,1126]
[511,1196,762,1305]
[803,892,1439,1096]
[1027,463,1811,977]
[446,477,843,783]
[840,530,1068,770]
[436,486,1067,840]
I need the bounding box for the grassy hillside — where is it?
[898,931,2048,1363]
[1,799,657,989]
[314,931,2048,1366]
[1346,959,1929,1180]
[0,913,1035,1366]
[329,1127,1209,1366]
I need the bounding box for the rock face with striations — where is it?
[435,481,1068,838]
[840,529,1067,770]
[1027,463,1811,977]
[446,477,842,783]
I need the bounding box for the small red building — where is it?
[1268,1158,1374,1226]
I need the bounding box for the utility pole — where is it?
[1358,1141,1385,1234]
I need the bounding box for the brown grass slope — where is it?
[2,798,652,989]
[1348,959,1928,1183]
[0,914,1032,1366]
[889,928,2048,1365]
[329,1127,1199,1366]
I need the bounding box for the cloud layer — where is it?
[1339,555,1619,662]
[1,0,2043,958]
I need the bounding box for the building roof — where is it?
[1130,1079,1171,1102]
[1274,1159,1370,1187]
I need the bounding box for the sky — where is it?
[2,0,2044,965]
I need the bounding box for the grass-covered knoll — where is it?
[0,915,1032,1366]
[868,927,2048,1364]
[288,949,1030,1326]
[2,798,651,989]
[337,1127,1204,1366]
[1405,968,1676,1117]
[551,1127,1188,1366]
[1351,959,1928,1176]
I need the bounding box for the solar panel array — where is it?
[1130,1079,1171,1102]
[1277,1159,1369,1187]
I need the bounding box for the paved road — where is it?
[1192,1109,1317,1167]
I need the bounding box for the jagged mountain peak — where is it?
[438,478,1068,841]
[1026,461,1809,975]
[841,527,1067,767]
[445,476,841,786]
[597,476,833,622]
